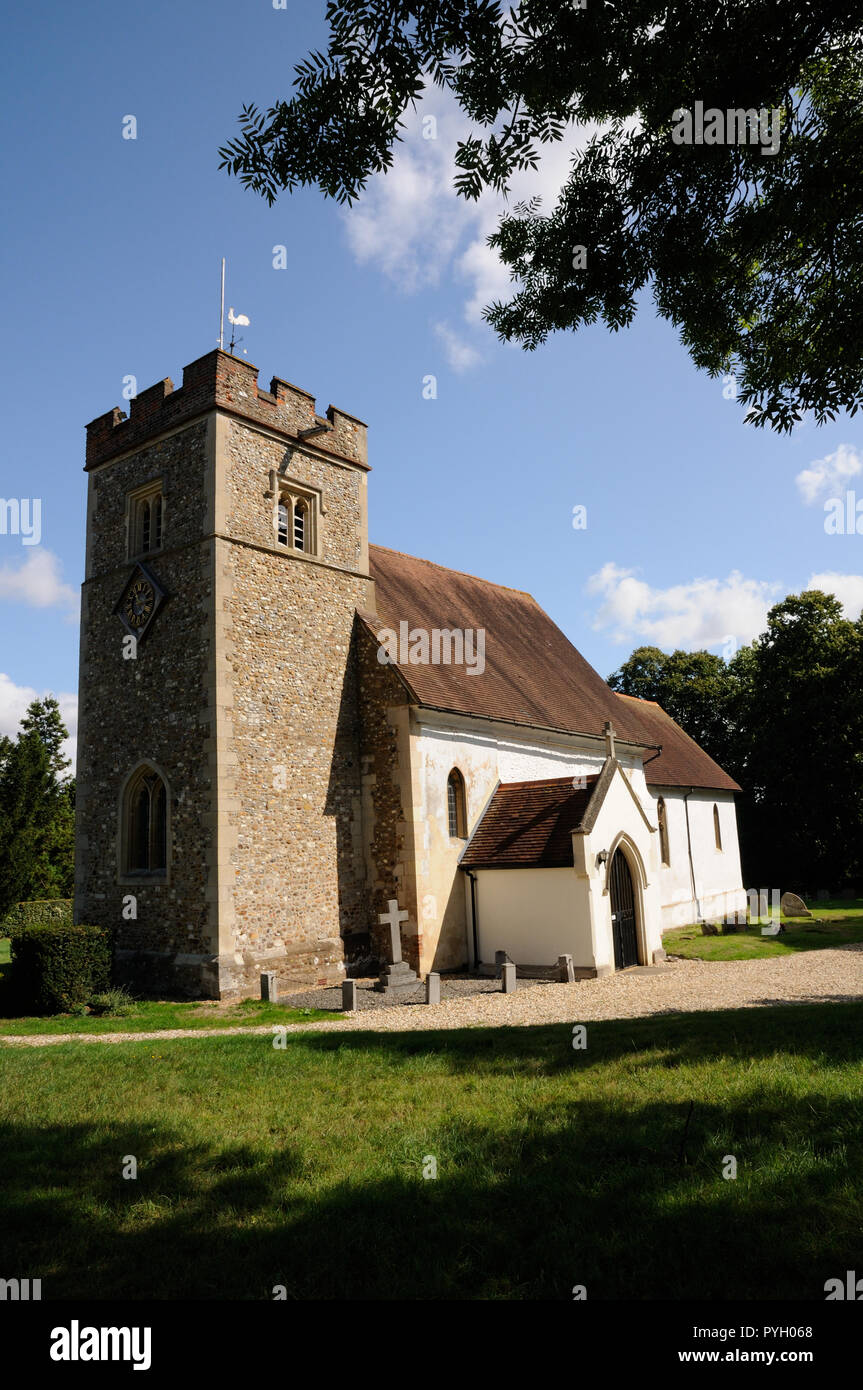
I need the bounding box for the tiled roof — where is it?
[365,546,740,793]
[614,694,741,792]
[460,776,599,869]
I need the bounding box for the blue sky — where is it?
[2,0,861,767]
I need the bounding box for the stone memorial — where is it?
[501,962,516,993]
[374,899,420,995]
[342,979,357,1011]
[780,891,812,918]
[426,972,440,1005]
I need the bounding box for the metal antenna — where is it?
[219,258,225,350]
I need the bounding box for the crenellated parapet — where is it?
[85,349,368,470]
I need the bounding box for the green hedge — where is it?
[8,922,114,1015]
[2,899,73,934]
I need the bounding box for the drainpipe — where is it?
[466,869,480,969]
[683,788,702,920]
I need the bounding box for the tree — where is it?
[733,592,863,890]
[0,698,75,921]
[607,592,863,890]
[219,1,863,431]
[607,645,734,769]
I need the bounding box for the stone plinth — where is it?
[375,960,419,995]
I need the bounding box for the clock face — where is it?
[115,563,165,641]
[124,577,155,629]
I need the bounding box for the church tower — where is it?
[75,349,373,997]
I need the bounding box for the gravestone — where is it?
[558,954,575,983]
[342,979,357,1011]
[260,971,278,1002]
[501,962,516,993]
[426,972,440,1005]
[374,898,420,995]
[780,891,812,918]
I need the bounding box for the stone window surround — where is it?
[267,467,323,559]
[117,760,173,887]
[125,477,165,560]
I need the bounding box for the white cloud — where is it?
[433,320,483,372]
[0,672,77,774]
[806,571,863,619]
[341,85,599,334]
[342,98,471,294]
[587,562,782,650]
[795,444,862,505]
[0,549,77,612]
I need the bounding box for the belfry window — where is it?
[274,487,317,556]
[128,482,165,558]
[447,769,467,839]
[713,803,723,851]
[123,765,168,877]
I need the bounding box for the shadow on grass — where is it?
[274,999,863,1073]
[1,1003,862,1300]
[0,1099,857,1301]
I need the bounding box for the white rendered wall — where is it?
[473,867,592,967]
[573,765,664,971]
[650,788,746,929]
[406,710,747,970]
[410,714,617,973]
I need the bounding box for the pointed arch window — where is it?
[713,803,723,851]
[272,482,318,556]
[657,796,670,866]
[123,765,168,877]
[127,481,165,558]
[447,768,467,839]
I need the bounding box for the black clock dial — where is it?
[124,578,155,629]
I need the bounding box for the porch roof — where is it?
[460,775,600,869]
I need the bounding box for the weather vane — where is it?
[218,258,250,355]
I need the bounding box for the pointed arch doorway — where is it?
[609,848,640,969]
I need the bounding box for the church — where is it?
[74,348,746,998]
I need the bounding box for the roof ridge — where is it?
[500,774,600,789]
[369,543,538,601]
[615,692,661,707]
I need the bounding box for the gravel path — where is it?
[2,945,862,1047]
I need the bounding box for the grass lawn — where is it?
[0,938,339,1033]
[1,1002,862,1299]
[663,899,863,961]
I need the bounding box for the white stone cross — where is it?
[379,898,409,963]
